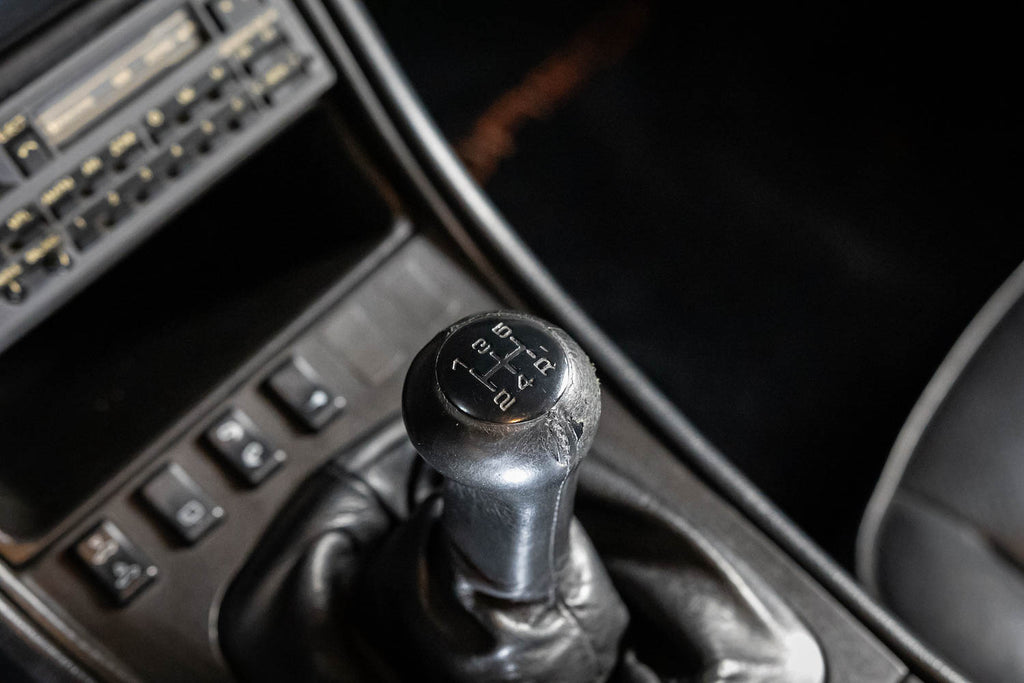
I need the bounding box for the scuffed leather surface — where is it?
[874,495,1024,683]
[578,459,823,683]
[863,277,1024,683]
[217,466,392,682]
[219,423,419,683]
[360,498,627,682]
[220,421,823,682]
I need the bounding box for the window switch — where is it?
[265,356,345,432]
[74,520,158,605]
[140,463,224,544]
[204,408,285,485]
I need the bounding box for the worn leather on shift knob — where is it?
[402,310,603,601]
[369,311,626,681]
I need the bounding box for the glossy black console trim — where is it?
[304,1,966,681]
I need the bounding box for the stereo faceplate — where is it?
[0,0,335,353]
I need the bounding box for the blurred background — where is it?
[367,0,1024,568]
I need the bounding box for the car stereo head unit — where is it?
[0,0,336,354]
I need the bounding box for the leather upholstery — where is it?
[860,263,1024,683]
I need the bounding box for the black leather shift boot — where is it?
[358,497,626,681]
[219,420,824,682]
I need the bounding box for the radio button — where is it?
[117,165,161,205]
[2,204,46,246]
[0,258,25,302]
[249,47,305,102]
[20,233,65,271]
[102,189,132,225]
[156,93,188,129]
[0,114,29,147]
[173,85,200,117]
[68,214,102,251]
[143,106,171,142]
[211,93,255,132]
[106,129,145,172]
[194,62,233,101]
[76,155,108,194]
[151,142,194,180]
[236,22,284,64]
[181,119,220,157]
[6,129,51,176]
[77,191,130,235]
[39,174,78,218]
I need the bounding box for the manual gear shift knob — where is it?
[402,311,601,601]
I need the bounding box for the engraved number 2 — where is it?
[494,389,516,411]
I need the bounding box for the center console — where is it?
[0,1,965,682]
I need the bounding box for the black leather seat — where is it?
[859,262,1024,683]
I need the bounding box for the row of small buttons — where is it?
[0,91,258,297]
[143,62,235,143]
[68,94,256,251]
[73,355,344,605]
[0,57,235,207]
[0,124,144,247]
[0,125,150,299]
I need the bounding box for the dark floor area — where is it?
[368,1,1024,568]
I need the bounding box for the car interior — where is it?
[1,1,1019,681]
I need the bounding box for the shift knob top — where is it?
[402,311,601,599]
[436,315,570,424]
[403,311,601,489]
